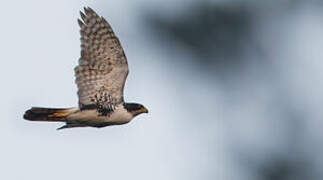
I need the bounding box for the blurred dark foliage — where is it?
[145,1,321,180]
[234,102,317,180]
[258,158,311,180]
[145,4,258,76]
[243,155,313,180]
[147,4,252,58]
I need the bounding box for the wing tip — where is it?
[80,11,86,20]
[78,18,84,27]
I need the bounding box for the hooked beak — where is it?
[140,107,148,114]
[131,106,149,117]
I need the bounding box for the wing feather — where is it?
[75,7,128,110]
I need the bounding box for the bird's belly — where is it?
[67,108,132,125]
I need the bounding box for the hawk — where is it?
[24,7,148,130]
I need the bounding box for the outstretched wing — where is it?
[75,7,129,112]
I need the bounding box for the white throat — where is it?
[108,105,133,123]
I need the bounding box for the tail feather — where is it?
[24,107,76,122]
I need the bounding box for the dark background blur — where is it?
[143,1,323,179]
[1,0,322,180]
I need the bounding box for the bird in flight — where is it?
[24,7,148,130]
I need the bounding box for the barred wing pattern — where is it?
[75,7,129,112]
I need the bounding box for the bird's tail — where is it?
[23,107,77,122]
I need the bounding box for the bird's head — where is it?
[124,103,148,117]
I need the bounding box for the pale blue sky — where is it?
[0,1,228,179]
[1,1,323,180]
